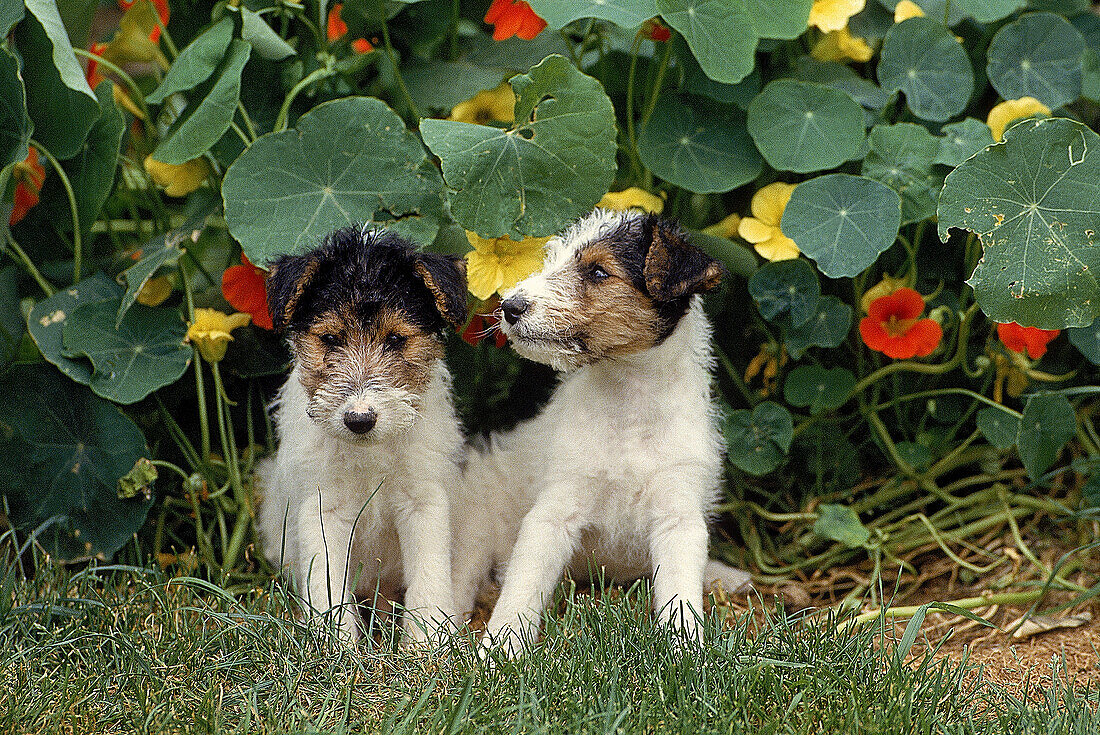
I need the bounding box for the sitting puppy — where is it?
[256,226,467,643]
[453,209,752,654]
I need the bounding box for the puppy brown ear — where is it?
[266,253,322,332]
[642,216,725,301]
[413,253,469,330]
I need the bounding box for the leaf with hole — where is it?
[877,17,974,123]
[781,174,902,279]
[747,80,865,173]
[224,96,445,266]
[813,504,869,548]
[783,365,855,415]
[748,258,820,327]
[986,12,1085,110]
[28,273,123,386]
[723,401,794,476]
[938,117,1100,330]
[420,55,615,239]
[1016,393,1076,479]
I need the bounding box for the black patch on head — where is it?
[266,226,468,335]
[590,214,725,341]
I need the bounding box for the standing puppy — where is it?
[256,226,467,644]
[453,209,752,655]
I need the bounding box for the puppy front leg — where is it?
[648,493,709,641]
[483,494,583,655]
[395,491,457,642]
[296,496,360,643]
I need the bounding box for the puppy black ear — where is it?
[266,252,323,332]
[642,216,725,301]
[413,252,468,330]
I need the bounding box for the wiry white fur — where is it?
[453,211,751,655]
[256,359,462,643]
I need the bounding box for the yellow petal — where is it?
[986,97,1050,141]
[463,233,549,299]
[598,187,665,214]
[809,0,866,33]
[187,308,251,363]
[894,0,925,22]
[737,217,776,244]
[811,27,873,63]
[145,155,211,197]
[465,250,506,301]
[113,84,146,120]
[136,275,172,306]
[448,83,516,125]
[753,233,801,261]
[749,182,797,226]
[702,212,742,239]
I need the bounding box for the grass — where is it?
[1,555,1097,735]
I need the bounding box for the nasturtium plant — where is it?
[934,118,995,167]
[28,273,124,386]
[813,504,870,549]
[877,17,974,123]
[723,401,794,476]
[861,123,941,225]
[1016,393,1077,479]
[748,258,821,327]
[784,365,855,415]
[986,12,1085,110]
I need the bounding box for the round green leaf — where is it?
[935,117,994,167]
[1017,393,1076,479]
[861,123,941,225]
[744,0,812,40]
[986,12,1085,110]
[783,365,855,415]
[0,363,152,561]
[748,258,821,327]
[0,47,30,171]
[527,0,658,28]
[976,406,1020,449]
[939,117,1100,329]
[224,96,445,265]
[813,504,870,548]
[420,55,615,239]
[638,93,762,193]
[782,295,853,359]
[146,17,234,105]
[746,80,865,173]
[877,17,974,123]
[1068,319,1100,365]
[953,0,1025,23]
[28,272,123,386]
[781,174,902,279]
[657,0,758,85]
[723,401,793,476]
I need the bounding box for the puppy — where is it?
[255,226,467,644]
[452,209,752,654]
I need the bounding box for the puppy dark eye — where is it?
[319,333,342,348]
[589,265,611,281]
[384,332,408,350]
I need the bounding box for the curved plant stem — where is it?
[4,232,54,297]
[851,589,1046,626]
[29,140,81,283]
[379,15,419,120]
[275,66,334,131]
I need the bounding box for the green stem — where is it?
[714,344,758,406]
[639,40,672,128]
[851,589,1047,626]
[72,48,156,133]
[275,66,335,132]
[229,120,252,148]
[179,266,211,463]
[150,459,191,482]
[4,233,54,296]
[154,395,203,475]
[236,102,259,141]
[867,387,1022,420]
[379,15,419,120]
[624,32,643,183]
[29,140,81,283]
[213,362,249,569]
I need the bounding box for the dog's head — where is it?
[267,226,467,443]
[498,210,724,371]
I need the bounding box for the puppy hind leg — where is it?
[704,559,753,596]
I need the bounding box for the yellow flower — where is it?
[448,83,515,125]
[811,26,874,63]
[187,308,251,363]
[986,97,1051,141]
[144,155,211,197]
[859,273,908,313]
[101,0,169,69]
[136,275,173,307]
[738,183,799,261]
[702,213,742,239]
[893,0,924,22]
[809,0,866,33]
[598,187,665,214]
[465,232,550,301]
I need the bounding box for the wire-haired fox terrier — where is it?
[255,226,467,644]
[453,209,753,654]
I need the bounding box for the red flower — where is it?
[118,0,170,43]
[644,20,671,42]
[9,149,46,226]
[86,42,108,88]
[859,287,943,360]
[222,253,273,330]
[327,3,373,52]
[461,300,507,347]
[484,0,546,41]
[997,322,1060,359]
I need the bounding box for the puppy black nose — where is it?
[343,410,377,434]
[501,296,529,325]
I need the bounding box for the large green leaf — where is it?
[1016,393,1076,479]
[935,118,994,168]
[723,401,793,476]
[117,212,210,325]
[748,258,820,327]
[746,80,865,173]
[877,17,974,123]
[781,174,902,279]
[0,363,152,561]
[861,123,941,225]
[65,82,125,246]
[527,0,658,28]
[0,47,31,172]
[938,117,1100,329]
[152,39,251,165]
[656,0,757,85]
[62,299,191,405]
[638,93,762,193]
[420,55,616,239]
[13,0,100,160]
[224,96,445,266]
[782,295,852,359]
[745,0,812,40]
[28,272,123,385]
[986,12,1085,110]
[146,17,234,105]
[784,365,855,415]
[954,0,1025,23]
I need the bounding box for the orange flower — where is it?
[86,42,107,88]
[327,3,373,52]
[859,287,942,359]
[461,300,508,348]
[222,252,273,330]
[484,0,546,41]
[9,149,46,226]
[118,0,170,43]
[996,322,1059,359]
[643,19,671,42]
